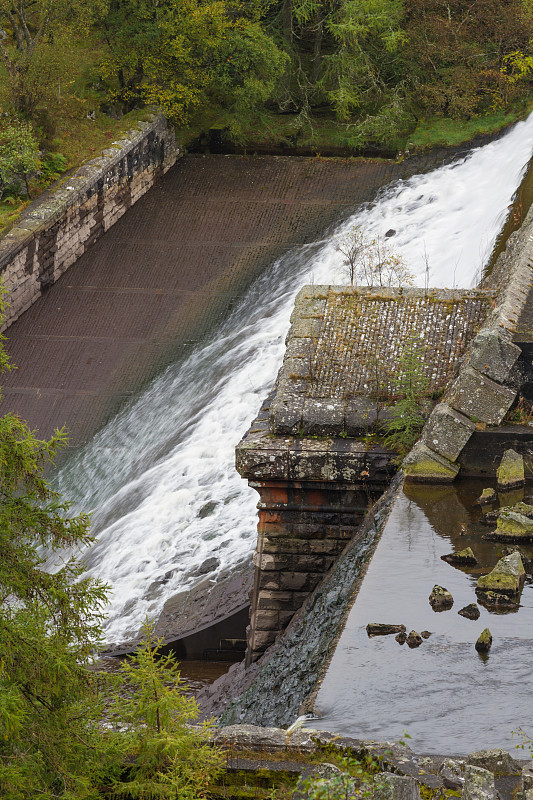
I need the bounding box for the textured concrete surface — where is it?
[0,153,421,455]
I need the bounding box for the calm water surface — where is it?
[313,481,533,754]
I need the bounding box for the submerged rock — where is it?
[467,749,522,777]
[462,765,495,800]
[476,552,525,597]
[477,590,519,610]
[406,630,423,648]
[374,772,421,800]
[477,488,497,505]
[475,628,493,653]
[367,623,406,637]
[458,603,480,620]
[429,585,454,611]
[441,547,477,566]
[497,449,525,491]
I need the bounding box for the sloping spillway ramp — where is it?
[0,154,420,453]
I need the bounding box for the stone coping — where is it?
[236,393,395,484]
[0,113,173,265]
[270,286,492,438]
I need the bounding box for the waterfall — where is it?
[54,113,533,644]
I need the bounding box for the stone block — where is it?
[462,765,495,800]
[374,773,421,800]
[476,551,525,596]
[403,442,460,483]
[302,398,344,435]
[468,329,521,384]
[270,395,304,435]
[345,396,378,435]
[497,449,525,490]
[447,367,516,425]
[467,749,521,777]
[422,403,475,462]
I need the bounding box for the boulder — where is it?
[367,623,406,637]
[477,488,497,505]
[462,765,495,800]
[374,772,421,800]
[439,759,465,791]
[458,603,480,620]
[441,547,477,566]
[406,630,423,648]
[396,631,407,645]
[467,749,522,777]
[429,585,454,611]
[476,552,525,597]
[497,449,525,491]
[475,628,492,653]
[485,508,533,542]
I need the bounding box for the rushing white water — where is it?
[55,113,533,644]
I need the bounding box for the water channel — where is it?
[54,112,533,650]
[313,481,533,754]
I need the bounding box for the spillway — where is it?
[53,113,533,645]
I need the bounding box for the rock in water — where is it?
[477,488,497,505]
[497,449,525,491]
[396,631,407,644]
[441,547,477,566]
[366,623,406,637]
[476,551,525,598]
[458,603,480,620]
[374,772,421,800]
[420,630,432,639]
[475,628,493,652]
[429,585,454,610]
[406,630,423,648]
[462,765,495,800]
[485,507,533,541]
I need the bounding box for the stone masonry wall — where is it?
[0,113,179,329]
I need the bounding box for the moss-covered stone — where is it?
[441,547,477,566]
[497,449,525,490]
[476,552,525,596]
[488,509,533,542]
[403,442,459,484]
[475,629,493,653]
[429,584,454,610]
[477,488,497,505]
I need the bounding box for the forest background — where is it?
[2,0,533,229]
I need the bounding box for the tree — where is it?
[109,621,224,800]
[0,301,121,798]
[335,225,414,288]
[0,0,108,117]
[0,118,40,198]
[99,0,287,128]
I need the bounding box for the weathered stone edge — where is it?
[404,208,533,482]
[0,112,180,327]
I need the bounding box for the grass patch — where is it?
[408,102,533,150]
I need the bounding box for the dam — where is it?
[2,111,533,675]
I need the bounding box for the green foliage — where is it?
[0,0,108,118]
[296,754,383,800]
[0,304,123,797]
[100,0,287,127]
[109,620,224,799]
[0,118,40,198]
[383,332,430,455]
[40,151,68,181]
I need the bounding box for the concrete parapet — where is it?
[0,113,179,329]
